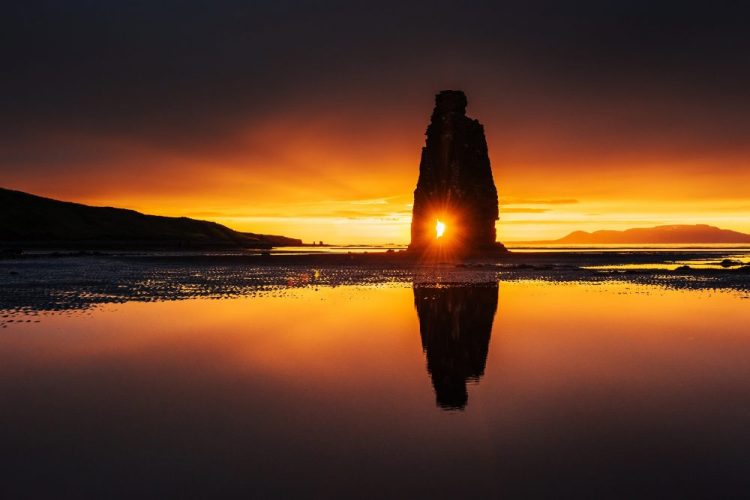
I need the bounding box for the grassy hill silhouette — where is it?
[0,188,301,249]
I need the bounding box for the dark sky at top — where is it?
[5,0,750,140]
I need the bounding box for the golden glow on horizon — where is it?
[7,120,750,245]
[436,220,446,239]
[39,192,750,245]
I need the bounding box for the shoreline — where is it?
[3,247,750,266]
[0,250,748,319]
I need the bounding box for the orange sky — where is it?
[4,97,749,244]
[3,3,749,244]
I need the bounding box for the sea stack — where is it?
[409,90,505,255]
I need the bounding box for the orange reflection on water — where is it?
[2,281,749,422]
[2,282,750,497]
[0,288,426,403]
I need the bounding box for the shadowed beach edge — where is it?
[1,250,748,319]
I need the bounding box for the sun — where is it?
[436,220,446,238]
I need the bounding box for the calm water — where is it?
[267,243,750,254]
[2,281,750,497]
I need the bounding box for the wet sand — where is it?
[1,250,748,321]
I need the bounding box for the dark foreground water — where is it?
[2,273,750,498]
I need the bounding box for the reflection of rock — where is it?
[409,90,505,254]
[413,283,499,410]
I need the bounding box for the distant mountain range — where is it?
[520,224,750,244]
[0,188,301,249]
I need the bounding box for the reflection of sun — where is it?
[436,220,446,238]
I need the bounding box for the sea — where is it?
[1,245,749,497]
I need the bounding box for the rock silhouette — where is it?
[413,283,499,410]
[543,224,750,244]
[409,90,505,254]
[0,187,302,249]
